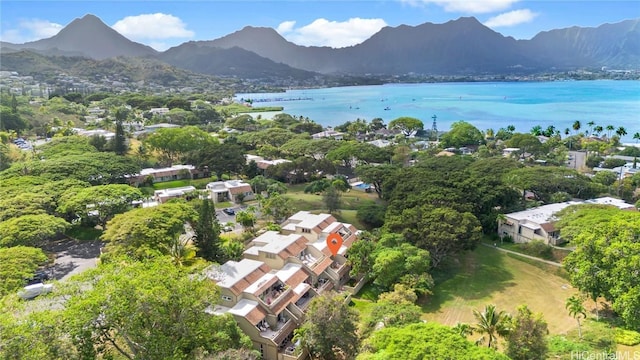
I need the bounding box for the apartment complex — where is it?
[204,211,359,360]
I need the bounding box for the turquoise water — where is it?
[235,80,640,142]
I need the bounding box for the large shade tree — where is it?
[63,257,254,359]
[295,291,359,360]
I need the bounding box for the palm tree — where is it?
[565,295,587,340]
[587,121,595,135]
[594,125,604,137]
[606,125,615,139]
[634,132,640,144]
[616,126,627,138]
[572,120,581,135]
[564,128,571,137]
[473,304,512,349]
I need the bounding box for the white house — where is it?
[498,197,635,245]
[207,180,255,203]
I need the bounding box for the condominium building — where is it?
[204,211,361,360]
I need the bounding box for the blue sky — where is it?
[1,1,638,51]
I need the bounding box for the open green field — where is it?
[419,245,578,334]
[284,184,380,212]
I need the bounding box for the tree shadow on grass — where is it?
[419,245,517,313]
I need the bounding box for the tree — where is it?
[573,120,581,134]
[260,193,295,222]
[388,116,423,137]
[364,284,422,335]
[372,242,433,294]
[0,246,48,297]
[506,305,549,360]
[193,199,224,263]
[504,133,543,160]
[346,234,379,278]
[57,184,143,229]
[188,140,246,180]
[295,291,359,360]
[473,304,512,349]
[236,210,257,233]
[565,295,587,339]
[355,164,399,199]
[111,107,129,155]
[356,201,386,229]
[440,121,485,148]
[145,126,214,166]
[100,202,197,261]
[322,185,342,214]
[358,322,511,360]
[384,205,482,268]
[64,257,253,359]
[558,206,640,328]
[0,214,69,248]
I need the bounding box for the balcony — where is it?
[259,287,294,313]
[259,318,296,345]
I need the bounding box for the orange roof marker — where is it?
[326,233,343,256]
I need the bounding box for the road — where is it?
[43,239,102,281]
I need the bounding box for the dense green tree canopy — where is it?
[0,214,69,248]
[0,246,48,297]
[506,305,549,360]
[558,207,640,329]
[187,140,246,180]
[385,204,481,268]
[101,202,197,261]
[358,322,510,360]
[440,121,485,148]
[57,184,144,229]
[145,126,215,166]
[0,152,140,185]
[505,166,604,204]
[295,291,359,360]
[20,257,253,360]
[388,117,423,137]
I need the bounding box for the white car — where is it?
[18,283,53,300]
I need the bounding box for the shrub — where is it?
[517,240,553,260]
[615,329,640,346]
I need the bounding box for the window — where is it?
[221,295,232,302]
[266,253,276,259]
[302,228,311,233]
[518,226,522,235]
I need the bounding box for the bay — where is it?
[235,80,640,143]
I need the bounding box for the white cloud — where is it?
[276,20,296,34]
[401,0,519,14]
[277,18,388,48]
[0,19,63,43]
[484,9,538,28]
[112,13,194,40]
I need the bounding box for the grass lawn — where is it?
[284,184,379,212]
[152,177,213,190]
[420,245,578,334]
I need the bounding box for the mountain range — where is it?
[2,14,639,81]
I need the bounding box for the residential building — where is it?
[127,164,210,186]
[204,212,361,360]
[153,186,198,203]
[207,180,255,203]
[311,129,343,140]
[498,197,635,245]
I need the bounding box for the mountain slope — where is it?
[525,18,640,69]
[159,42,320,80]
[5,14,157,60]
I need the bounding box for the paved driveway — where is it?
[43,239,102,281]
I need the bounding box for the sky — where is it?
[1,1,639,51]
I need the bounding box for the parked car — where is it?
[222,225,234,232]
[222,208,235,215]
[25,270,50,285]
[18,283,53,300]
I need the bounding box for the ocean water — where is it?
[235,80,640,142]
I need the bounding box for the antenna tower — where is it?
[431,114,438,140]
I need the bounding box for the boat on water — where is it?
[384,106,391,110]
